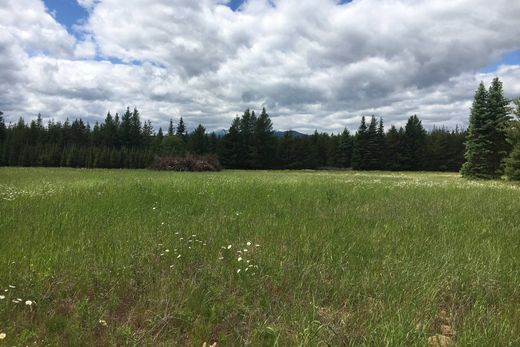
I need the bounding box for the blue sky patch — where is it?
[43,0,88,34]
[481,49,520,73]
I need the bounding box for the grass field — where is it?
[1,168,520,346]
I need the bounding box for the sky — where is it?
[1,0,520,133]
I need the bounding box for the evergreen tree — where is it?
[461,82,496,178]
[176,117,187,143]
[385,125,404,170]
[168,119,174,136]
[188,124,209,154]
[337,128,353,168]
[120,107,133,148]
[254,107,276,168]
[365,115,380,169]
[402,115,427,170]
[505,98,520,180]
[219,117,241,168]
[487,77,512,176]
[352,116,369,169]
[376,118,386,169]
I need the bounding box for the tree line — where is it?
[0,106,467,171]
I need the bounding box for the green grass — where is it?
[0,168,519,346]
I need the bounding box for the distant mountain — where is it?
[211,129,307,138]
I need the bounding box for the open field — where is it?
[1,168,520,346]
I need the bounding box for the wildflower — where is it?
[25,300,33,306]
[170,265,174,268]
[218,257,224,260]
[227,245,232,249]
[8,285,15,289]
[255,244,260,247]
[0,333,5,340]
[203,243,207,246]
[237,269,241,274]
[237,257,242,262]
[246,260,250,263]
[175,232,179,235]
[152,207,156,210]
[177,254,181,259]
[243,249,248,252]
[99,319,108,327]
[246,242,251,246]
[161,222,165,225]
[165,249,170,253]
[0,295,4,300]
[160,253,164,256]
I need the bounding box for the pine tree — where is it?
[337,128,353,168]
[168,119,174,136]
[366,115,380,169]
[352,116,369,169]
[505,98,520,180]
[189,124,208,154]
[402,115,427,170]
[176,117,187,143]
[219,117,241,168]
[385,125,403,170]
[376,118,386,169]
[254,107,276,168]
[461,82,495,178]
[488,77,512,176]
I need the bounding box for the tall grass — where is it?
[0,168,519,346]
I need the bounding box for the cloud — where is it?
[1,0,520,132]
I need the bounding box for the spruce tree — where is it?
[337,128,353,168]
[402,115,427,170]
[488,77,512,176]
[176,117,187,143]
[505,98,520,180]
[366,115,380,169]
[254,108,276,168]
[352,116,369,169]
[168,119,174,136]
[461,82,495,178]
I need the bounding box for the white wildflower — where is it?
[218,257,224,260]
[246,242,251,246]
[237,269,241,274]
[99,319,108,327]
[8,285,15,289]
[0,332,5,340]
[237,257,242,262]
[0,295,4,300]
[25,300,33,306]
[243,249,248,252]
[255,244,260,247]
[227,245,232,249]
[152,207,156,210]
[165,249,170,253]
[177,254,181,258]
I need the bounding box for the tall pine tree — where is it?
[461,82,495,178]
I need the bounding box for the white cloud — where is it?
[1,0,520,132]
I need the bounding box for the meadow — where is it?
[0,168,519,346]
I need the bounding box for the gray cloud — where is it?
[1,0,520,133]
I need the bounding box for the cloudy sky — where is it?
[1,0,520,133]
